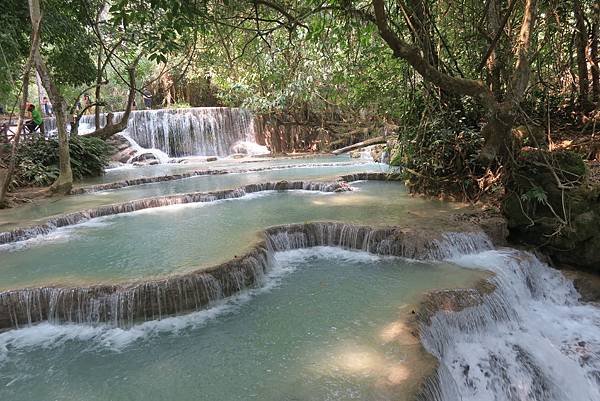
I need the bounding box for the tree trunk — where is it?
[405,0,438,69]
[479,103,515,161]
[0,19,40,207]
[486,0,503,99]
[574,0,590,109]
[29,0,73,194]
[591,3,599,103]
[35,70,46,116]
[371,0,537,162]
[95,43,103,130]
[84,59,140,140]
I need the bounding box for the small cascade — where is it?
[119,131,170,163]
[266,222,493,260]
[0,245,270,329]
[0,181,350,245]
[418,250,600,401]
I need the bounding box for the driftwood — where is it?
[331,135,386,155]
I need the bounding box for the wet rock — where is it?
[563,270,600,302]
[349,150,361,158]
[130,153,157,163]
[107,134,137,163]
[206,156,218,162]
[132,160,159,167]
[107,161,124,169]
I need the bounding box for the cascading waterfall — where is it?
[121,107,262,157]
[1,216,598,399]
[0,180,349,245]
[418,249,600,401]
[44,107,268,159]
[0,223,492,330]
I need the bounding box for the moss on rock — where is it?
[503,149,600,273]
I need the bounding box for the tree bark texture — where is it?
[0,19,40,207]
[574,0,590,108]
[29,0,73,194]
[591,3,599,103]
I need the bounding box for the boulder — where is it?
[503,149,600,273]
[130,153,157,163]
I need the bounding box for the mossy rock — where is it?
[504,150,600,273]
[511,149,587,211]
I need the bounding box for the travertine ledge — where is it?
[0,221,503,331]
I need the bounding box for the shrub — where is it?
[391,114,489,201]
[12,136,111,187]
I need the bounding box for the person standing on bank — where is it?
[25,103,43,133]
[42,96,52,116]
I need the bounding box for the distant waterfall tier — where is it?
[45,107,265,158]
[123,107,258,157]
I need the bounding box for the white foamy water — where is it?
[421,249,600,401]
[120,132,171,163]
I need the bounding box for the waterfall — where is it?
[0,223,492,330]
[418,250,600,401]
[0,245,270,329]
[265,222,493,260]
[44,107,268,158]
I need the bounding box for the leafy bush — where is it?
[12,136,111,187]
[390,112,491,201]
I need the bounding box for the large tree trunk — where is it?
[29,0,73,194]
[574,0,590,109]
[0,19,40,207]
[95,44,103,130]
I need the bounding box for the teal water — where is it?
[0,161,385,231]
[0,248,484,401]
[86,155,366,184]
[0,181,457,290]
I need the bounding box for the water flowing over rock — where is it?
[265,222,493,260]
[71,163,379,195]
[414,250,600,401]
[0,223,494,331]
[45,107,267,159]
[124,108,258,157]
[0,180,349,245]
[0,244,270,329]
